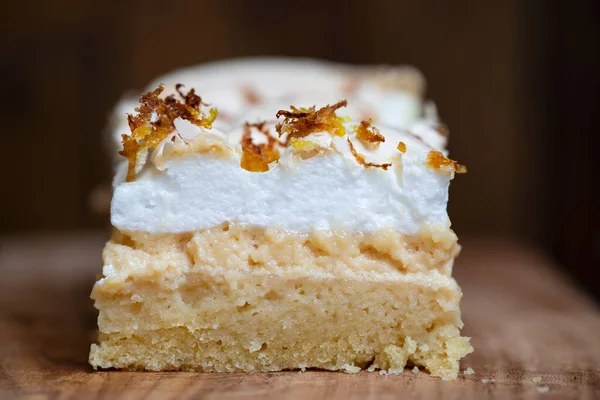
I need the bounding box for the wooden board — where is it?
[0,233,599,399]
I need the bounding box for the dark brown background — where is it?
[1,1,598,295]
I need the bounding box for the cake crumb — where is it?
[464,367,475,375]
[379,370,388,376]
[481,378,495,384]
[536,385,550,393]
[412,366,419,374]
[341,364,361,374]
[367,364,377,372]
[531,376,542,383]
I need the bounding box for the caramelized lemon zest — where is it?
[275,100,348,140]
[291,105,315,113]
[355,119,385,144]
[426,151,467,173]
[240,122,280,172]
[347,138,392,170]
[397,141,407,153]
[119,84,218,182]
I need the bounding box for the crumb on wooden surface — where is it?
[341,364,360,374]
[537,385,550,393]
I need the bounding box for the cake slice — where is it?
[90,82,472,380]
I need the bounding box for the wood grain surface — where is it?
[0,233,599,399]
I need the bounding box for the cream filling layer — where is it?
[112,144,451,234]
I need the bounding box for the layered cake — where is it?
[91,65,472,380]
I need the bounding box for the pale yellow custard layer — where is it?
[90,224,471,380]
[103,222,459,279]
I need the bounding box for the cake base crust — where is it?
[90,225,471,380]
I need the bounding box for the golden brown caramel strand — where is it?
[426,151,467,173]
[240,122,280,172]
[356,119,385,144]
[347,138,392,170]
[119,84,218,182]
[397,141,407,153]
[174,83,206,110]
[276,100,348,140]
